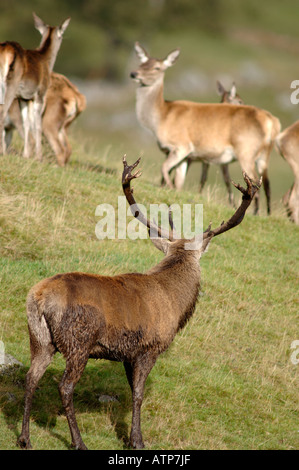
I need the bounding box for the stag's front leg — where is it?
[129,352,156,449]
[59,355,89,450]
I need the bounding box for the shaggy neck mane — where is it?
[148,246,199,274]
[147,247,201,331]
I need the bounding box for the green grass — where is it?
[0,145,298,450]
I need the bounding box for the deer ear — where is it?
[185,233,212,255]
[230,83,237,99]
[33,12,48,35]
[58,17,71,37]
[216,80,225,96]
[135,42,149,63]
[163,49,180,68]
[150,237,170,254]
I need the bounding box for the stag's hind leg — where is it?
[18,314,56,449]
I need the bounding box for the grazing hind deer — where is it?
[131,42,280,214]
[275,122,299,224]
[5,72,86,166]
[0,13,70,160]
[42,72,86,166]
[18,157,261,450]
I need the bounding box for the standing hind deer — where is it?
[18,156,261,450]
[131,42,280,214]
[5,72,86,166]
[0,13,70,160]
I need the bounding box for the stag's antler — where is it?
[122,156,176,240]
[122,157,261,243]
[203,172,262,240]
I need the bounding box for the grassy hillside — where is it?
[0,148,298,450]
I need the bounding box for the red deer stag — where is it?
[130,42,280,214]
[276,122,299,224]
[18,156,261,450]
[198,81,244,205]
[0,13,70,160]
[5,72,86,166]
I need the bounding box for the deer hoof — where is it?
[129,435,145,449]
[71,440,88,450]
[17,436,32,450]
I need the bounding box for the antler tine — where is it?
[122,155,142,184]
[122,156,174,241]
[204,221,212,233]
[203,172,262,240]
[231,171,262,197]
[168,205,180,240]
[168,206,174,230]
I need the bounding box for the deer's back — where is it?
[27,271,180,361]
[158,102,277,152]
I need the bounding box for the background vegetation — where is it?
[0,0,298,451]
[0,0,298,197]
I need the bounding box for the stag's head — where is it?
[122,156,261,259]
[130,42,180,87]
